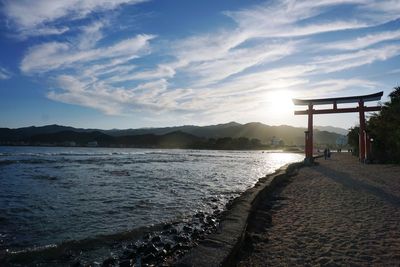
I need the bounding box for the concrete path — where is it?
[236,153,400,266]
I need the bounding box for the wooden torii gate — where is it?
[292,91,383,163]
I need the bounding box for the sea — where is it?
[0,146,302,264]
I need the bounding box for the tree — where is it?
[347,126,359,156]
[367,86,400,163]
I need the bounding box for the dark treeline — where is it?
[3,130,272,150]
[348,86,400,163]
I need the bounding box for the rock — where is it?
[147,244,159,255]
[163,224,172,230]
[121,249,136,259]
[137,244,148,254]
[164,242,172,251]
[194,212,205,218]
[119,259,132,267]
[212,205,218,210]
[206,216,216,223]
[143,233,151,240]
[191,229,204,239]
[102,256,117,267]
[183,225,192,233]
[199,217,206,225]
[169,228,178,235]
[71,261,82,267]
[151,235,161,243]
[142,253,156,263]
[126,243,138,250]
[173,234,190,243]
[213,209,220,215]
[211,197,218,202]
[158,249,168,257]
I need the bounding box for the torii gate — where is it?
[292,91,383,163]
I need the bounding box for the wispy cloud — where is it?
[322,30,400,51]
[313,45,400,73]
[21,34,155,74]
[77,20,108,50]
[181,42,298,87]
[48,75,171,115]
[3,0,147,38]
[225,0,369,38]
[110,65,176,83]
[0,67,12,80]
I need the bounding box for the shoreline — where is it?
[0,144,302,153]
[175,161,303,266]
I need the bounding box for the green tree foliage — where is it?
[367,86,400,163]
[347,126,359,156]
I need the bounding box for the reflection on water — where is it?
[0,146,302,252]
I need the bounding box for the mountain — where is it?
[0,122,347,147]
[0,124,94,141]
[314,125,348,135]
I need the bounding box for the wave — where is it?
[0,157,188,166]
[0,159,56,165]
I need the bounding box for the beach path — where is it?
[237,153,400,266]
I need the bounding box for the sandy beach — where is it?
[236,153,400,266]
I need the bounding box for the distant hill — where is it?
[314,125,348,135]
[0,122,347,148]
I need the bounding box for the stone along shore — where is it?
[236,153,400,266]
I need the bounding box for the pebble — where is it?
[183,225,192,233]
[142,253,156,263]
[151,235,161,243]
[118,259,132,267]
[194,212,205,218]
[102,256,117,267]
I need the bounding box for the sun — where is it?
[266,90,294,114]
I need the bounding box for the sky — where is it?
[0,0,399,130]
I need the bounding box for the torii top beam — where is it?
[292,91,383,106]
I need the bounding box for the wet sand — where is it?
[236,153,400,266]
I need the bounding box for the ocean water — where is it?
[0,146,302,260]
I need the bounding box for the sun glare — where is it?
[266,90,294,114]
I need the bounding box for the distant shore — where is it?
[0,144,303,152]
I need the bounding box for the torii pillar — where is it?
[293,92,383,163]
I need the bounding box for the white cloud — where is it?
[48,75,171,115]
[110,65,176,83]
[313,45,400,73]
[21,34,155,73]
[225,0,369,38]
[77,20,107,50]
[322,30,400,51]
[0,67,12,80]
[3,0,147,37]
[359,0,400,23]
[184,42,297,86]
[16,26,70,39]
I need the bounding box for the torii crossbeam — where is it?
[293,91,383,163]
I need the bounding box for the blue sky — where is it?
[0,0,399,129]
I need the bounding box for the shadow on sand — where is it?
[314,163,400,207]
